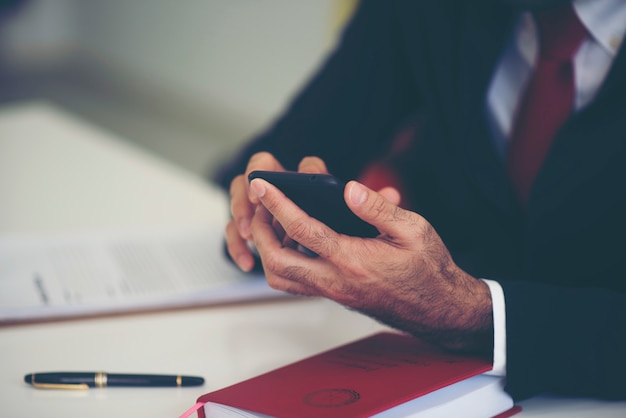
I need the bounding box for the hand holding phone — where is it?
[248,171,378,238]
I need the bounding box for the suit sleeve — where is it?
[214,0,419,189]
[500,280,626,401]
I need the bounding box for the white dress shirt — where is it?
[483,0,626,376]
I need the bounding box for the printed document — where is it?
[0,228,282,323]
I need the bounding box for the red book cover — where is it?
[196,332,507,418]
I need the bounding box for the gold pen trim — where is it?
[94,372,108,388]
[176,375,182,387]
[31,374,89,390]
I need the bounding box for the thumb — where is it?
[297,156,329,174]
[345,180,414,239]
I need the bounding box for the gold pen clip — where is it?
[31,374,90,390]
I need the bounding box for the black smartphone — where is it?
[248,170,378,238]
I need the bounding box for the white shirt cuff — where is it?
[481,279,507,376]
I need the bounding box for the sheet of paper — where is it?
[0,228,283,323]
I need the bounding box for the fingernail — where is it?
[349,182,367,206]
[250,179,266,198]
[237,255,253,272]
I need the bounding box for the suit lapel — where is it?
[586,36,626,105]
[530,36,626,213]
[457,4,521,216]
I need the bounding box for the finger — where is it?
[377,186,401,206]
[250,178,343,261]
[244,152,285,203]
[297,156,329,174]
[230,174,255,240]
[252,194,369,303]
[271,217,291,247]
[251,203,326,296]
[225,219,256,272]
[345,180,421,242]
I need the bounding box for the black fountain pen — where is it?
[24,372,204,389]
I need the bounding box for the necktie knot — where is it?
[534,5,587,60]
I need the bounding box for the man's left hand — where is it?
[249,178,494,354]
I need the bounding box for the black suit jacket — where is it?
[216,0,626,401]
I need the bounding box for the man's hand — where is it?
[249,178,494,354]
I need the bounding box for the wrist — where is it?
[437,274,494,355]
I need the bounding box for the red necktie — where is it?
[507,5,587,206]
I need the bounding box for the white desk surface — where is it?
[1,102,625,417]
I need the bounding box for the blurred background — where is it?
[0,0,357,177]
